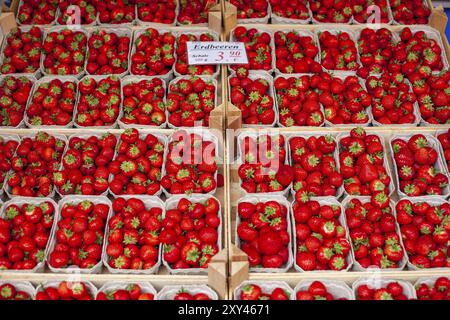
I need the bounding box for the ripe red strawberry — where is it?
[0,27,42,74]
[167,76,216,127]
[366,73,417,125]
[120,77,166,126]
[26,77,77,126]
[105,197,162,271]
[237,198,291,270]
[36,281,95,300]
[0,283,32,300]
[415,277,450,300]
[356,281,410,300]
[42,28,87,76]
[274,30,321,74]
[231,26,272,72]
[239,283,290,300]
[47,199,110,270]
[57,0,98,25]
[390,0,431,24]
[161,196,221,270]
[7,132,66,197]
[396,199,450,269]
[17,0,58,25]
[293,199,351,271]
[290,135,343,197]
[274,74,325,127]
[137,0,177,24]
[229,74,275,126]
[296,281,349,300]
[96,283,155,300]
[130,28,175,76]
[97,0,136,24]
[175,33,218,76]
[86,29,131,75]
[309,0,353,23]
[351,0,391,23]
[109,129,164,195]
[177,0,216,25]
[161,130,218,195]
[75,75,121,127]
[0,76,33,127]
[270,0,310,21]
[231,0,269,20]
[319,31,359,71]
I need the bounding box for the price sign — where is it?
[187,41,248,65]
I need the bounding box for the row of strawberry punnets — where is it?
[0,280,218,300]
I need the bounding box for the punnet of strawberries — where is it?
[161,130,218,194]
[296,280,349,300]
[106,197,162,270]
[167,76,216,127]
[396,199,450,269]
[415,277,450,300]
[391,134,449,197]
[17,0,58,25]
[229,73,275,126]
[390,0,431,24]
[309,0,352,23]
[0,283,32,300]
[54,133,117,195]
[293,198,352,271]
[97,0,136,24]
[109,129,164,195]
[75,75,121,127]
[136,0,177,24]
[0,200,55,270]
[339,128,392,196]
[120,77,166,126]
[97,283,155,300]
[438,129,450,171]
[319,31,360,71]
[170,288,213,300]
[289,134,343,197]
[86,29,131,75]
[0,76,33,127]
[177,0,217,25]
[0,27,42,75]
[238,134,293,193]
[351,0,391,24]
[57,0,99,25]
[231,0,269,20]
[47,198,110,270]
[237,198,291,269]
[356,281,411,300]
[345,196,405,269]
[274,74,325,127]
[161,196,221,270]
[7,132,66,197]
[42,28,87,76]
[175,33,218,76]
[0,137,19,191]
[36,281,95,300]
[239,283,290,300]
[26,77,77,127]
[269,0,310,21]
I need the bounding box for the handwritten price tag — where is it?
[186,41,248,65]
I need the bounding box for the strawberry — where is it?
[17,0,58,25]
[390,0,431,24]
[175,33,217,76]
[97,0,136,24]
[270,0,310,21]
[137,0,177,24]
[0,76,33,127]
[319,31,359,71]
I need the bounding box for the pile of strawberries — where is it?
[229,74,275,126]
[177,0,215,25]
[273,30,321,74]
[75,76,121,127]
[175,33,217,76]
[309,0,353,23]
[269,0,310,21]
[105,197,162,270]
[161,130,218,194]
[351,0,392,24]
[293,199,351,271]
[319,31,359,71]
[136,0,177,24]
[274,75,325,127]
[26,78,77,127]
[161,197,221,269]
[57,0,99,25]
[390,0,431,24]
[0,200,55,270]
[48,199,110,270]
[36,281,95,300]
[345,197,405,269]
[339,128,392,196]
[54,133,117,195]
[396,199,450,269]
[391,134,448,196]
[296,281,348,300]
[109,129,164,195]
[231,0,269,20]
[97,0,136,24]
[167,76,216,127]
[7,132,66,197]
[232,27,272,72]
[237,199,291,269]
[416,277,450,300]
[289,135,343,197]
[0,27,42,75]
[17,0,58,25]
[239,283,290,300]
[0,137,19,191]
[0,283,32,300]
[356,281,410,300]
[0,76,33,127]
[86,29,131,75]
[170,289,213,300]
[120,78,166,126]
[237,134,293,193]
[97,283,155,300]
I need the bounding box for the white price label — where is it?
[187,41,248,65]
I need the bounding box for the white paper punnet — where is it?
[0,280,36,299]
[156,284,218,300]
[234,280,294,300]
[353,277,417,299]
[294,279,354,300]
[36,280,98,299]
[96,281,157,299]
